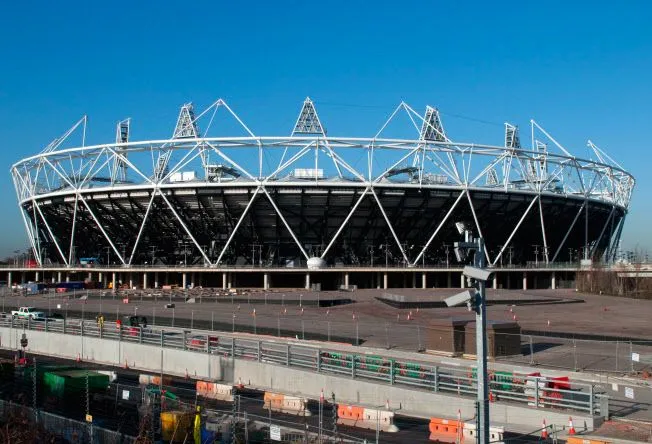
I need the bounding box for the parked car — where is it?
[11,307,45,319]
[123,315,148,328]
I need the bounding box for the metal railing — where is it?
[1,316,606,417]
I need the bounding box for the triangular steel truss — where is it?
[173,103,200,138]
[420,106,446,141]
[292,97,325,135]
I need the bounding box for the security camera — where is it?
[454,245,465,262]
[444,289,475,307]
[462,266,494,282]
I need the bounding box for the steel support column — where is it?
[492,195,539,266]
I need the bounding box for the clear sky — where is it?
[0,0,650,258]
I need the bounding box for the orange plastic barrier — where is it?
[139,374,172,386]
[337,404,365,421]
[263,392,309,415]
[428,417,463,442]
[196,381,234,401]
[566,438,611,444]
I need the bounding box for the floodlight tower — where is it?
[448,224,492,444]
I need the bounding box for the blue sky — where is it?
[0,0,650,257]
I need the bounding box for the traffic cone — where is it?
[76,353,81,363]
[320,389,324,404]
[489,391,494,402]
[237,377,244,389]
[385,399,389,410]
[568,416,576,435]
[185,368,189,379]
[541,419,548,439]
[123,359,129,369]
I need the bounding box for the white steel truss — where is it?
[11,98,634,267]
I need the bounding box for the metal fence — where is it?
[0,398,134,443]
[1,316,607,417]
[112,380,366,443]
[3,287,651,375]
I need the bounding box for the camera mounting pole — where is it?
[453,232,490,444]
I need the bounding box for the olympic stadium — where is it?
[10,98,634,288]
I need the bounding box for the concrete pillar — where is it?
[377,272,381,289]
[143,273,148,290]
[21,272,26,284]
[154,272,159,289]
[344,272,349,288]
[35,271,40,282]
[182,272,187,289]
[227,273,232,289]
[191,273,195,289]
[383,272,388,289]
[65,274,70,283]
[551,272,556,290]
[461,273,466,288]
[57,271,62,283]
[99,272,103,283]
[112,272,116,292]
[422,272,426,289]
[264,273,269,290]
[522,272,527,290]
[493,274,498,290]
[7,271,11,286]
[447,272,452,288]
[222,272,227,290]
[129,274,133,289]
[198,273,203,287]
[305,273,310,290]
[87,272,92,281]
[51,275,55,284]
